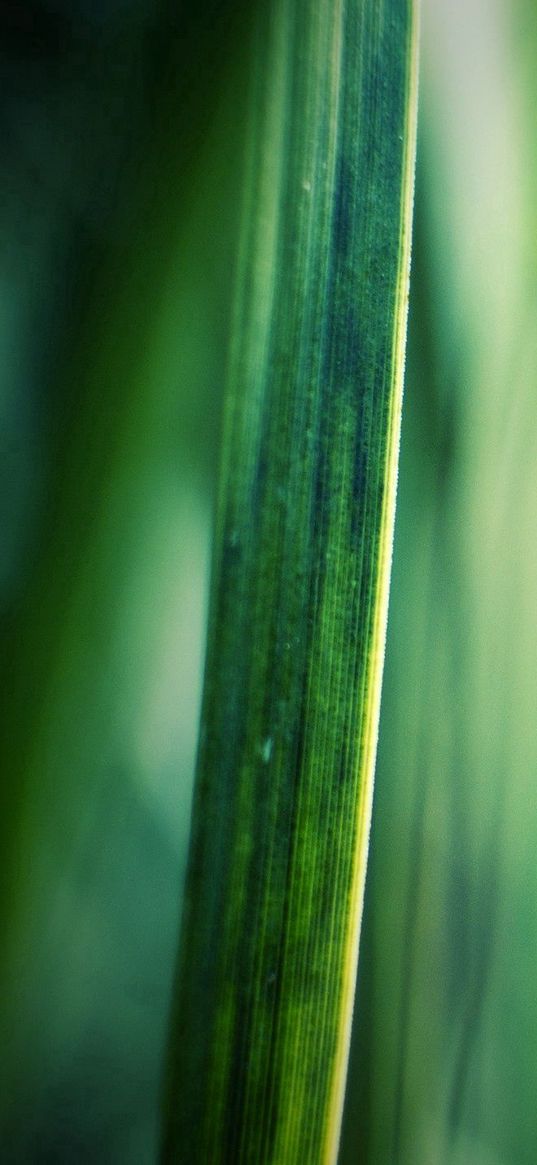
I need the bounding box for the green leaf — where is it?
[162,1,418,1160]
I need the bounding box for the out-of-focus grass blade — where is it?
[0,6,248,1154]
[162,1,418,1161]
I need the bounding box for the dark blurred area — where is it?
[0,1,249,1159]
[0,0,245,614]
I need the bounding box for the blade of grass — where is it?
[162,1,418,1161]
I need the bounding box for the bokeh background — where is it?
[1,0,536,1161]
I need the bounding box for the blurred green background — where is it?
[1,0,537,1161]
